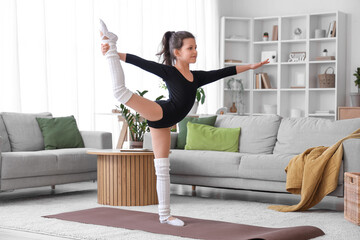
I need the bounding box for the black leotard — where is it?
[126,54,237,128]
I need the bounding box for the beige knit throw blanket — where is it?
[268,128,360,212]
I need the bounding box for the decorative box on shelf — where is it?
[344,172,360,225]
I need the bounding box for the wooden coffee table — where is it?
[87,149,158,206]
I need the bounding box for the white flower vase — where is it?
[350,90,360,107]
[188,101,199,115]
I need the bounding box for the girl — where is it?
[99,19,269,227]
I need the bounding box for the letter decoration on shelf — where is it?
[288,52,306,62]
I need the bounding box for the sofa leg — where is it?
[51,185,55,190]
[192,185,196,191]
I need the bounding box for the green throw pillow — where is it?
[36,116,85,150]
[185,122,241,152]
[176,115,217,149]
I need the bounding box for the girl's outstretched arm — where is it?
[235,59,270,74]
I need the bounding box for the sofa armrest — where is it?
[143,132,178,150]
[80,131,112,149]
[343,138,360,172]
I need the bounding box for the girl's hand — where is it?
[101,43,110,55]
[250,59,270,69]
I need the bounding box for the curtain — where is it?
[0,0,220,135]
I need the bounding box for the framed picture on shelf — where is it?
[261,51,277,63]
[288,52,306,62]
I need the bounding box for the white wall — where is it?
[218,0,360,106]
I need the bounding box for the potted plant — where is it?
[188,88,206,114]
[116,90,164,148]
[350,67,360,107]
[263,32,269,41]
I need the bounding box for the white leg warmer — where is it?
[100,19,133,104]
[154,158,184,226]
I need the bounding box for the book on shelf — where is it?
[327,21,336,37]
[331,21,336,37]
[315,56,336,61]
[261,73,272,89]
[255,73,263,89]
[272,25,278,41]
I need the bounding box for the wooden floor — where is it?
[0,181,344,239]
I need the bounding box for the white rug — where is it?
[0,182,359,240]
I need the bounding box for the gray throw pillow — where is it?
[2,112,52,152]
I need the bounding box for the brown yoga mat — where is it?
[44,207,324,240]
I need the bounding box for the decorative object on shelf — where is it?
[288,52,306,62]
[263,32,269,41]
[216,107,228,115]
[227,78,245,115]
[327,21,336,37]
[291,72,305,88]
[315,29,326,38]
[293,27,302,39]
[315,56,335,61]
[318,67,335,88]
[290,108,302,118]
[272,25,278,41]
[230,102,237,113]
[321,49,328,56]
[350,67,360,107]
[263,104,277,114]
[261,51,277,63]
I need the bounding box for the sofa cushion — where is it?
[0,114,11,152]
[185,122,241,152]
[176,115,217,149]
[238,154,295,182]
[273,117,360,155]
[1,148,96,179]
[1,112,52,152]
[46,148,97,174]
[169,149,245,178]
[36,116,85,150]
[214,115,282,154]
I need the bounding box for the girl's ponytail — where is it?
[157,31,175,66]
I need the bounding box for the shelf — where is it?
[281,39,306,43]
[309,88,336,91]
[253,41,278,45]
[224,62,249,66]
[253,89,277,91]
[224,88,251,91]
[281,61,306,65]
[310,37,336,42]
[252,113,277,116]
[309,60,336,64]
[280,88,306,91]
[308,113,335,117]
[225,39,250,42]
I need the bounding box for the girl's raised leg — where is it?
[99,19,163,121]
